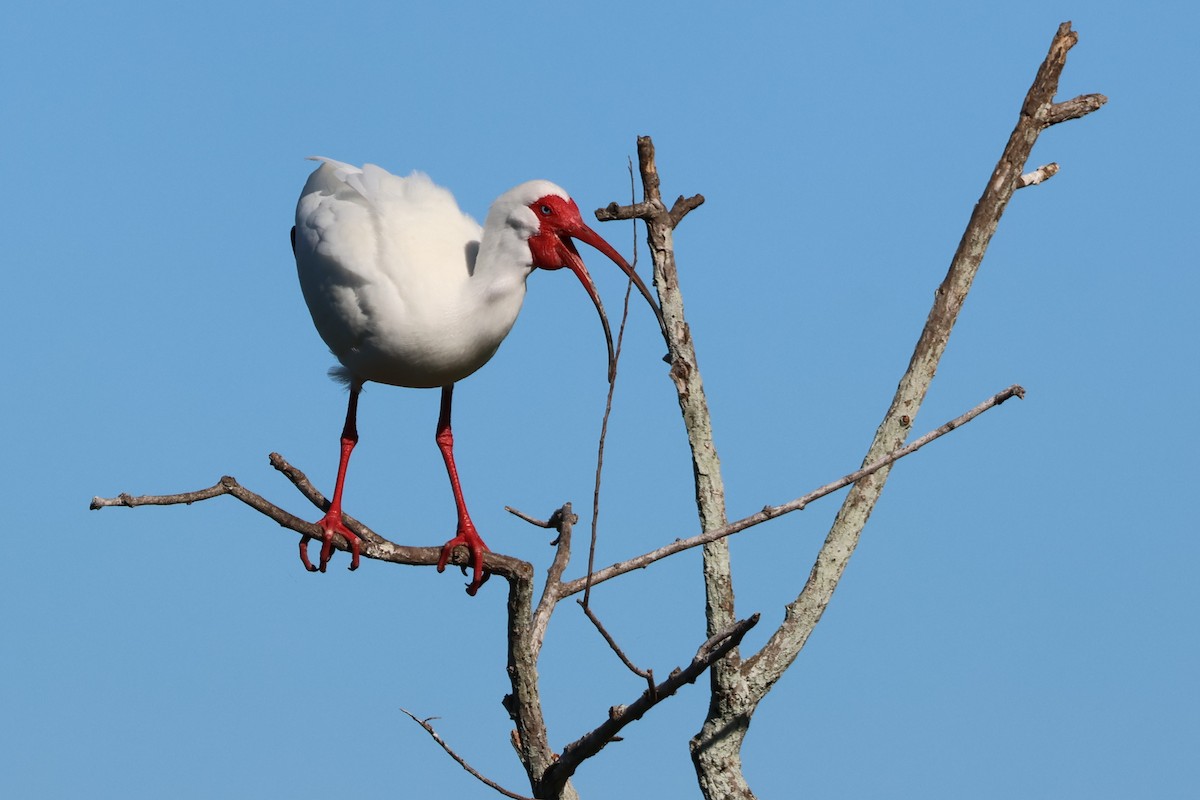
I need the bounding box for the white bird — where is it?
[291,157,663,594]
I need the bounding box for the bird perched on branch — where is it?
[291,157,663,593]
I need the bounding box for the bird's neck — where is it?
[463,214,533,341]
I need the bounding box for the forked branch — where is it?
[93,454,532,584]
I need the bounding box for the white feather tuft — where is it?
[327,364,357,388]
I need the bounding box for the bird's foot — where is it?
[437,521,490,595]
[300,509,361,573]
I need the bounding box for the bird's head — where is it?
[514,182,666,381]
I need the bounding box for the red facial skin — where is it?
[525,194,665,381]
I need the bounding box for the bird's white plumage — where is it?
[294,159,569,388]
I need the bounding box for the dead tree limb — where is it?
[736,23,1106,713]
[93,454,530,584]
[598,21,1106,800]
[556,384,1024,597]
[538,613,761,799]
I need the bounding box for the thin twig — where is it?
[90,482,230,509]
[558,384,1025,598]
[578,600,656,695]
[584,158,639,610]
[400,708,534,800]
[504,505,558,529]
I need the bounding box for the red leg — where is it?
[434,384,490,595]
[300,380,363,572]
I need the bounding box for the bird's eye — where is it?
[540,204,552,216]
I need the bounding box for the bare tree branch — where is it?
[729,20,1101,770]
[505,505,560,530]
[498,538,574,800]
[94,463,572,797]
[92,464,757,799]
[538,613,760,798]
[668,194,706,227]
[91,454,532,585]
[91,482,230,509]
[592,23,1104,800]
[1045,93,1107,126]
[556,384,1024,598]
[401,708,535,800]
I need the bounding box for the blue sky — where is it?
[3,2,1196,798]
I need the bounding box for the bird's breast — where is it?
[294,160,532,388]
[298,255,527,388]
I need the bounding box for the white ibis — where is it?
[291,157,663,594]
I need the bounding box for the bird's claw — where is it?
[437,526,490,595]
[299,536,320,572]
[300,511,361,572]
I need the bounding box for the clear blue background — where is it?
[3,2,1195,798]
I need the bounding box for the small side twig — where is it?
[400,708,534,800]
[1044,92,1107,126]
[1018,162,1059,188]
[504,505,558,530]
[667,194,705,227]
